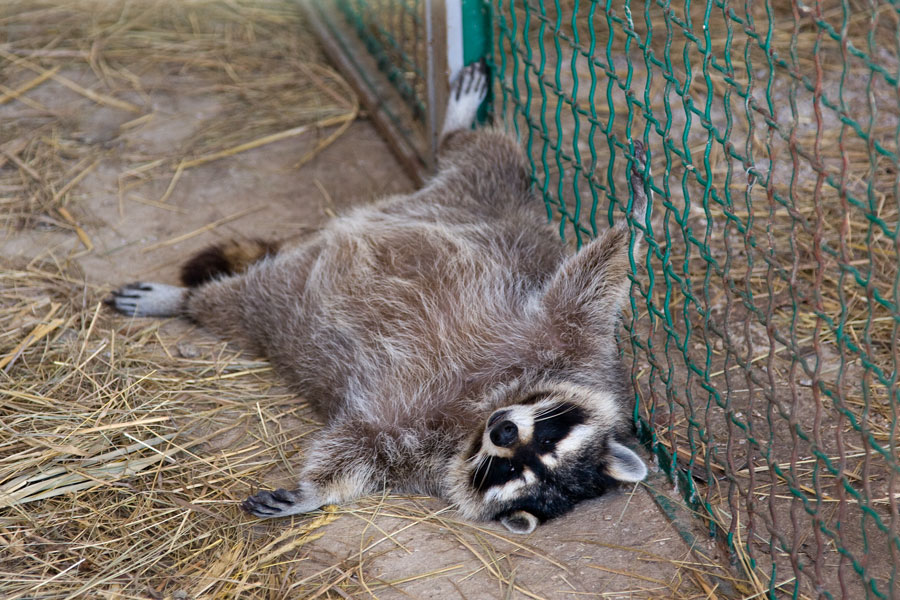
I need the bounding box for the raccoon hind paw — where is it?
[241,487,311,518]
[628,140,652,222]
[104,282,186,317]
[441,61,488,138]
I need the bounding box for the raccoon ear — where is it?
[604,440,648,483]
[499,510,539,534]
[542,227,631,339]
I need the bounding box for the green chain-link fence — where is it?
[491,2,899,598]
[318,1,899,598]
[335,0,431,121]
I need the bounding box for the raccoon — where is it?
[107,62,651,534]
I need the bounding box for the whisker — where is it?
[467,451,484,464]
[533,405,558,420]
[534,402,579,422]
[478,455,494,489]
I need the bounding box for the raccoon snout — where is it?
[489,420,519,447]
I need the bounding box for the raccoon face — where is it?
[450,388,647,534]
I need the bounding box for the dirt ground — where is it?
[0,3,736,598]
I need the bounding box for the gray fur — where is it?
[108,63,652,533]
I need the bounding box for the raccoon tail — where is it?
[180,238,280,287]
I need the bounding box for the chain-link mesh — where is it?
[335,0,429,121]
[490,1,899,598]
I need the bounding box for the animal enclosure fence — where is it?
[311,1,900,598]
[306,0,489,180]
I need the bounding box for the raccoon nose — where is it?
[490,420,519,447]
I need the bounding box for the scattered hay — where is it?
[0,256,333,598]
[1,0,357,234]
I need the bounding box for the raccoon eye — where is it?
[532,403,586,452]
[537,435,560,449]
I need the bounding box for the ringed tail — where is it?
[180,238,280,287]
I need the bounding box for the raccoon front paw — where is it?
[630,140,648,176]
[104,282,186,317]
[241,488,313,518]
[628,140,652,220]
[442,61,488,136]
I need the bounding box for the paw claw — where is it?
[453,60,488,102]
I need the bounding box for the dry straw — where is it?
[1,1,367,598]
